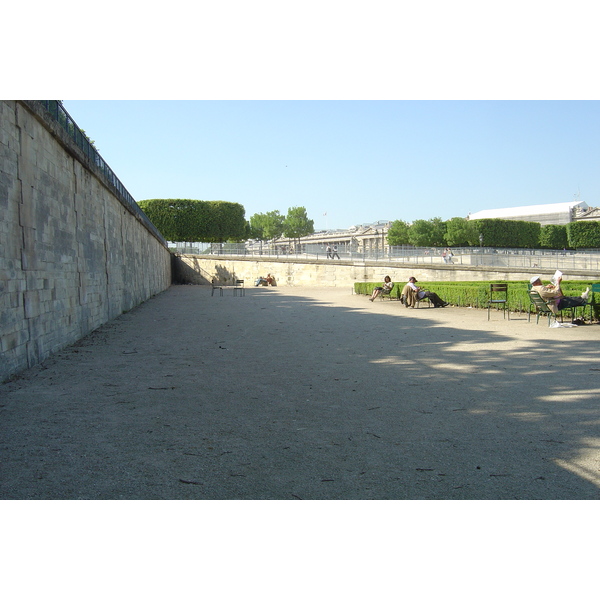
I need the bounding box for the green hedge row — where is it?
[538,221,600,250]
[473,219,541,249]
[354,280,600,318]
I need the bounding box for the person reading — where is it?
[370,276,393,301]
[530,274,589,313]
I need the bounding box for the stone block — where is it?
[23,290,41,319]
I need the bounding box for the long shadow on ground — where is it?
[1,285,599,500]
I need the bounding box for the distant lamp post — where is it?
[479,233,484,248]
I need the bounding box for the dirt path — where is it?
[1,284,599,499]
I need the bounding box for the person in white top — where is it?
[403,277,448,308]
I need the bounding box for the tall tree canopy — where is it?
[137,199,246,243]
[567,221,600,249]
[539,224,568,249]
[283,206,314,240]
[386,219,410,246]
[408,218,447,247]
[249,210,286,241]
[444,217,479,246]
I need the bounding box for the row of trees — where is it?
[138,199,600,251]
[248,208,314,243]
[137,199,314,244]
[387,217,600,250]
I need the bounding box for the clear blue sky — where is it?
[62,100,600,231]
[8,2,600,234]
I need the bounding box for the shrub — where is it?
[539,224,568,249]
[567,221,600,250]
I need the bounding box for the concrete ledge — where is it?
[174,254,594,288]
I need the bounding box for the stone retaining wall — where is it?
[1,101,171,381]
[174,254,593,289]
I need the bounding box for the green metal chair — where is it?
[415,295,433,308]
[233,279,245,297]
[527,288,580,325]
[379,283,395,300]
[528,290,554,325]
[211,279,224,297]
[487,283,509,320]
[583,283,600,322]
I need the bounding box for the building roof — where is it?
[467,201,588,221]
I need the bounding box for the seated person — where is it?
[530,275,589,313]
[402,277,449,308]
[370,276,393,301]
[255,276,268,286]
[400,283,418,307]
[266,273,275,286]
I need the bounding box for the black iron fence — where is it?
[38,101,166,245]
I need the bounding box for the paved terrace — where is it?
[1,284,599,499]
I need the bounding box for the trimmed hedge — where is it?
[137,198,247,243]
[539,224,568,249]
[567,221,600,250]
[355,280,600,319]
[471,219,541,248]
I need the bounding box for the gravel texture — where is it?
[1,284,599,500]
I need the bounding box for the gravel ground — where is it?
[1,283,599,500]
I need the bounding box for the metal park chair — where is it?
[528,289,555,325]
[487,283,509,320]
[584,283,600,322]
[233,280,245,297]
[211,279,224,297]
[379,283,395,300]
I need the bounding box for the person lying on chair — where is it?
[401,277,449,308]
[530,275,589,313]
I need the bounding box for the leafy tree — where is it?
[137,199,208,242]
[444,217,479,246]
[408,218,446,247]
[283,206,314,241]
[386,219,410,246]
[137,198,246,243]
[430,217,447,246]
[567,221,600,249]
[249,210,286,241]
[205,201,247,243]
[539,224,568,249]
[519,221,542,248]
[469,219,540,248]
[408,220,434,246]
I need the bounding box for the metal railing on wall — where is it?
[182,242,600,272]
[38,100,166,246]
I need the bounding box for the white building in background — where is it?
[269,220,392,255]
[466,200,596,226]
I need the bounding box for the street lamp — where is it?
[479,233,483,248]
